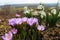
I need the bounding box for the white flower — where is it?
[58,12,60,16]
[51,8,56,14]
[37,4,44,10]
[24,10,30,14]
[48,12,51,15]
[41,15,44,18]
[24,6,28,10]
[39,10,46,16]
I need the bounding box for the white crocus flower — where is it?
[51,8,56,14]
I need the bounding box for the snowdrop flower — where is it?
[24,6,28,10]
[48,12,51,15]
[11,28,17,34]
[37,4,44,10]
[1,31,13,40]
[38,10,46,19]
[58,12,60,16]
[23,6,30,14]
[39,10,46,16]
[37,25,45,31]
[41,15,44,18]
[24,10,30,14]
[51,8,56,14]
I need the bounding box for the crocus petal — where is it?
[15,18,22,24]
[33,18,38,24]
[37,25,45,31]
[16,14,20,17]
[41,25,45,31]
[37,25,41,31]
[22,17,28,22]
[8,18,16,26]
[11,28,17,34]
[27,18,34,26]
[2,32,13,40]
[1,36,5,40]
[8,31,13,39]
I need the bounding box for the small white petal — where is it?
[51,9,56,14]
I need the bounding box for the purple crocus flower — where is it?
[37,25,45,31]
[8,18,22,26]
[9,21,15,26]
[8,18,16,26]
[22,17,28,22]
[1,31,13,40]
[33,18,39,26]
[16,14,20,17]
[15,18,22,24]
[11,28,17,34]
[27,17,34,26]
[33,18,38,24]
[27,18,38,26]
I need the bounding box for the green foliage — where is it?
[24,11,32,18]
[46,10,60,27]
[38,12,45,25]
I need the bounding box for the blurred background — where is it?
[0,0,60,40]
[0,0,60,17]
